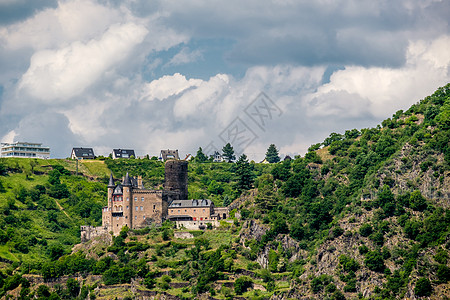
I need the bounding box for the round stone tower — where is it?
[164,160,188,200]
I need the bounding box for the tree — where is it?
[414,277,432,297]
[195,147,208,163]
[222,143,235,162]
[265,144,280,163]
[235,154,254,192]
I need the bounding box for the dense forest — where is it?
[0,83,449,299]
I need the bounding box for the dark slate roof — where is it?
[160,149,179,161]
[108,173,115,187]
[123,172,132,186]
[72,147,95,159]
[169,199,212,208]
[112,149,135,159]
[113,184,123,195]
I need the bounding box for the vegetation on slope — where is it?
[0,83,448,299]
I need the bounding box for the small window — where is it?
[134,197,137,202]
[126,206,129,210]
[185,209,187,212]
[143,216,146,219]
[109,198,112,202]
[140,206,143,211]
[135,216,137,220]
[135,207,138,211]
[178,209,180,213]
[141,197,144,202]
[153,205,156,210]
[126,197,129,201]
[193,209,196,212]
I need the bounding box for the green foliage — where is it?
[222,143,235,162]
[234,276,252,294]
[196,147,208,163]
[265,144,280,163]
[409,190,427,211]
[310,274,333,293]
[235,154,254,193]
[364,251,385,272]
[359,223,373,237]
[414,277,432,297]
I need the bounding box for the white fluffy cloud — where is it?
[0,0,449,159]
[18,23,148,101]
[305,36,450,120]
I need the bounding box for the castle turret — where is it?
[104,173,115,228]
[122,172,132,228]
[164,160,188,200]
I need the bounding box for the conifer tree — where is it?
[222,143,236,162]
[235,154,254,192]
[195,147,208,163]
[265,144,280,163]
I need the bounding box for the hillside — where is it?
[0,83,449,299]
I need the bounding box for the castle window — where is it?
[126,197,129,201]
[193,209,196,212]
[141,197,144,202]
[185,209,187,212]
[134,197,137,202]
[203,209,205,212]
[135,216,137,220]
[143,216,146,219]
[140,206,143,211]
[135,207,138,211]
[153,205,156,210]
[109,198,111,202]
[126,206,129,209]
[178,210,180,213]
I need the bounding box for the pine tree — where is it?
[235,154,254,192]
[195,147,208,163]
[222,143,236,162]
[265,144,280,163]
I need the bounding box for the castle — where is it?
[81,160,229,241]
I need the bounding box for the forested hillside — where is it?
[0,83,449,299]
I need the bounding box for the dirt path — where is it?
[54,199,71,219]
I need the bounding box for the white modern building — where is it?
[0,142,50,159]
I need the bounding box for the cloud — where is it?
[18,23,148,101]
[140,73,202,101]
[167,47,203,66]
[305,36,450,120]
[0,0,450,160]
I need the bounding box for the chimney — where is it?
[137,176,143,188]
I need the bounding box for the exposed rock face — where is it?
[239,219,269,243]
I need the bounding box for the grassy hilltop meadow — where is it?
[0,84,449,299]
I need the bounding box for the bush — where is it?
[414,277,432,297]
[364,251,385,272]
[359,223,373,237]
[234,276,252,294]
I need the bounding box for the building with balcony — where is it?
[0,142,50,159]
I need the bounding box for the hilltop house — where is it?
[159,149,180,161]
[71,147,95,160]
[112,149,136,159]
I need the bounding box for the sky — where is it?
[0,0,449,160]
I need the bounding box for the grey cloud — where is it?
[0,0,57,25]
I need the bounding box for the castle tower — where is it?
[164,160,188,200]
[122,172,132,228]
[104,173,115,228]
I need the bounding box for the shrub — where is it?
[359,223,373,237]
[414,277,432,297]
[234,276,252,294]
[364,251,385,272]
